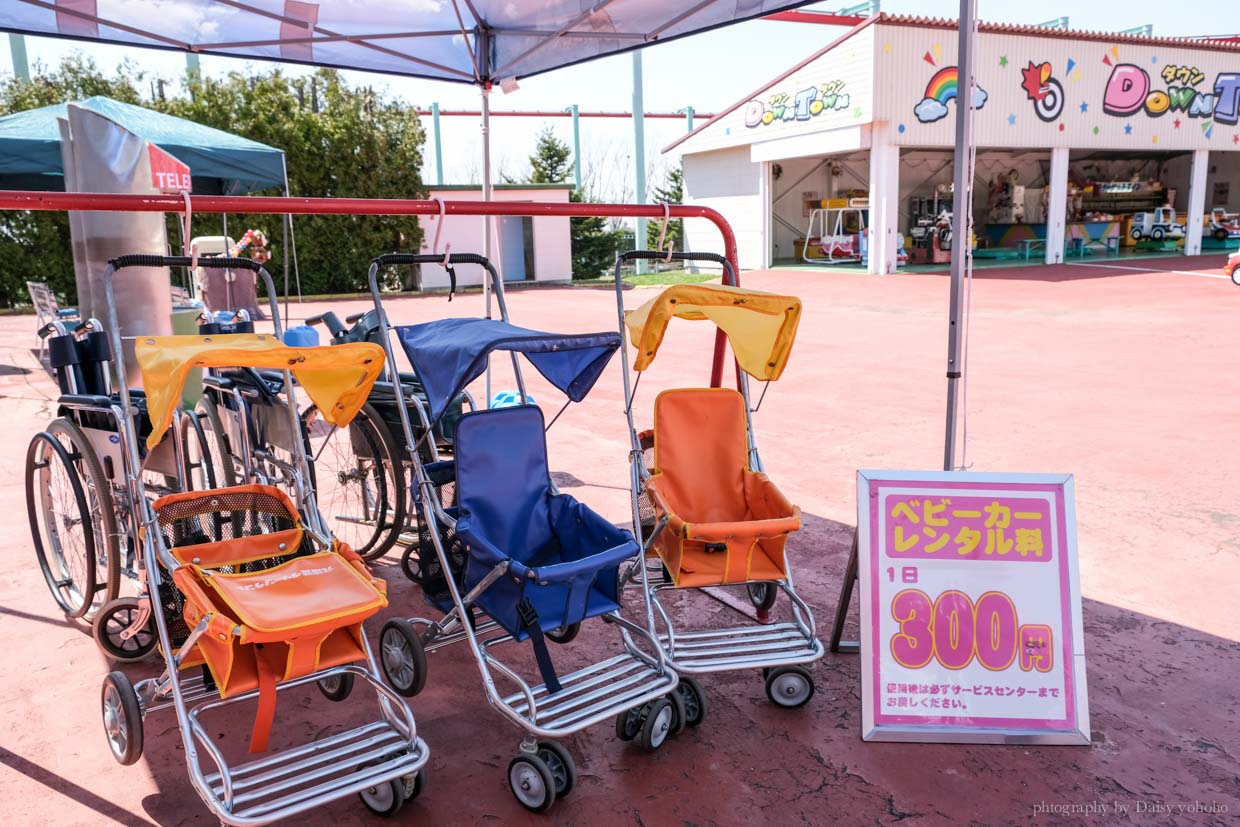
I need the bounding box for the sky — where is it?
[1,0,1232,199]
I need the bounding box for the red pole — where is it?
[0,191,739,385]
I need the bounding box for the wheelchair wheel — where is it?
[26,431,98,619]
[93,597,157,662]
[45,418,120,616]
[304,401,406,561]
[178,411,217,492]
[380,618,428,697]
[196,395,239,488]
[101,671,143,765]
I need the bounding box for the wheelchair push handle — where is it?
[305,311,347,338]
[109,254,264,272]
[345,311,367,325]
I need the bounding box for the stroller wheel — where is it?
[101,671,143,766]
[747,582,778,612]
[675,676,708,728]
[358,776,406,817]
[401,768,426,802]
[93,598,157,662]
[640,697,674,752]
[765,665,815,709]
[508,753,557,813]
[665,689,687,738]
[317,672,355,702]
[380,618,428,697]
[535,741,576,797]
[545,622,580,645]
[615,705,643,741]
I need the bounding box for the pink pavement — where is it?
[0,253,1236,825]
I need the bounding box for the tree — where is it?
[646,164,684,252]
[0,59,428,305]
[516,126,616,279]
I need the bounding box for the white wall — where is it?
[682,146,766,271]
[420,187,572,287]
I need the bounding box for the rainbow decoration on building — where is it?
[925,67,959,105]
[914,66,987,123]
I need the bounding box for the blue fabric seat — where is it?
[452,405,637,642]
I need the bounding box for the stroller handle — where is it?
[110,254,264,273]
[371,252,501,300]
[614,250,736,283]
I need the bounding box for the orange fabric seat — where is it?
[646,388,801,588]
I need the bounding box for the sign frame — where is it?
[858,469,1090,745]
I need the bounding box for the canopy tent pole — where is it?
[942,0,977,471]
[478,23,495,408]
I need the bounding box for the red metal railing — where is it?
[0,190,738,386]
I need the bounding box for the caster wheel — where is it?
[317,672,355,702]
[546,622,580,644]
[508,753,557,813]
[675,676,707,728]
[380,618,427,697]
[640,697,674,752]
[765,665,815,709]
[401,768,425,802]
[666,689,687,738]
[615,705,643,741]
[747,582,778,612]
[93,597,157,662]
[535,741,576,797]
[358,776,406,817]
[101,671,143,766]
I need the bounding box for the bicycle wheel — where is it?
[26,431,99,618]
[305,401,406,560]
[45,419,121,615]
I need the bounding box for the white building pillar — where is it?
[1185,149,1209,257]
[1045,147,1070,265]
[759,160,773,269]
[868,121,901,275]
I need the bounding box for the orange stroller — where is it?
[613,251,824,712]
[94,255,428,825]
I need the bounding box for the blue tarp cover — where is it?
[0,96,285,194]
[394,318,621,424]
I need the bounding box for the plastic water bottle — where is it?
[283,325,320,348]
[490,390,535,408]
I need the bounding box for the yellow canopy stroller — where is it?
[614,251,824,712]
[96,255,428,825]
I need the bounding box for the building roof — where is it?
[663,12,1240,156]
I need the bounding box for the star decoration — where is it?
[1174,118,1181,129]
[853,106,863,119]
[1008,113,1017,125]
[1124,123,1133,134]
[1000,55,1008,67]
[1080,102,1089,113]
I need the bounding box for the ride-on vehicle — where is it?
[1129,208,1185,242]
[1206,207,1240,242]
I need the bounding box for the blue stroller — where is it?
[366,254,679,813]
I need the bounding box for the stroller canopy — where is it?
[136,334,385,450]
[395,318,621,424]
[624,285,802,381]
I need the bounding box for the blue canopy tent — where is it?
[0,96,286,195]
[395,317,622,425]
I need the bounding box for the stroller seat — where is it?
[645,388,801,588]
[155,484,387,751]
[453,405,638,690]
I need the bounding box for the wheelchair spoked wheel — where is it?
[93,597,157,662]
[195,396,239,488]
[304,401,406,561]
[46,419,121,617]
[508,752,557,813]
[26,431,99,619]
[101,671,143,765]
[379,618,428,697]
[747,581,778,613]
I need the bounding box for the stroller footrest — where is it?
[658,622,824,673]
[201,721,427,823]
[502,652,677,735]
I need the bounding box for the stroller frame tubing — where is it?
[611,251,823,676]
[366,254,676,738]
[101,260,425,826]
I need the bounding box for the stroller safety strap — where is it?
[135,334,385,451]
[518,598,562,694]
